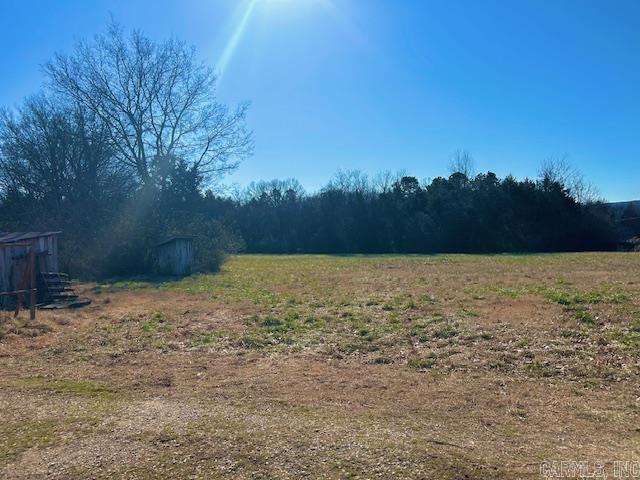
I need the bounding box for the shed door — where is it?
[10,254,30,293]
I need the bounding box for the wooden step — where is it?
[41,272,69,278]
[40,298,91,309]
[37,271,90,310]
[52,294,78,301]
[47,286,74,293]
[46,283,72,288]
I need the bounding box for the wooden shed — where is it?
[152,236,193,276]
[0,232,61,306]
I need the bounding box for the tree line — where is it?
[224,166,618,255]
[0,25,632,278]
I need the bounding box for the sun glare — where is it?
[216,0,259,81]
[216,0,339,81]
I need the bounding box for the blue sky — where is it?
[0,0,638,201]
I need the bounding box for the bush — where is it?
[58,188,244,279]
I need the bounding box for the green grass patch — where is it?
[526,362,560,378]
[141,311,171,333]
[542,287,630,306]
[12,377,115,397]
[408,357,436,370]
[496,287,527,298]
[0,419,59,464]
[411,323,429,342]
[190,331,222,347]
[410,317,459,343]
[570,307,595,325]
[433,322,459,340]
[607,320,640,353]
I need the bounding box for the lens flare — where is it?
[217,0,259,81]
[216,0,350,82]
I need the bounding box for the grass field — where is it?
[1,253,639,479]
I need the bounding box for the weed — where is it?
[571,307,595,325]
[461,307,479,318]
[237,333,272,349]
[190,332,221,347]
[370,356,393,364]
[411,323,429,342]
[141,311,169,332]
[560,329,587,339]
[433,322,459,340]
[304,315,322,327]
[261,316,288,331]
[493,287,526,298]
[419,293,437,304]
[405,299,417,310]
[526,362,560,378]
[607,321,640,352]
[510,408,528,419]
[408,357,436,370]
[357,327,370,337]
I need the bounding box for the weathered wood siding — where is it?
[37,235,59,272]
[0,244,26,294]
[156,239,193,276]
[0,234,59,293]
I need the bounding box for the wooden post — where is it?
[29,246,36,320]
[13,292,21,318]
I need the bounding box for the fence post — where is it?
[29,246,36,320]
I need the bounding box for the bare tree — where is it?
[539,156,600,204]
[45,23,253,186]
[372,169,406,193]
[244,178,305,203]
[448,149,475,178]
[327,169,371,194]
[539,156,572,186]
[0,95,128,207]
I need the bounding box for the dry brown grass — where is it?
[1,253,639,479]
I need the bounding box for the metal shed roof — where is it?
[0,232,61,244]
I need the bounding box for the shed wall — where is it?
[156,239,193,276]
[0,235,59,293]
